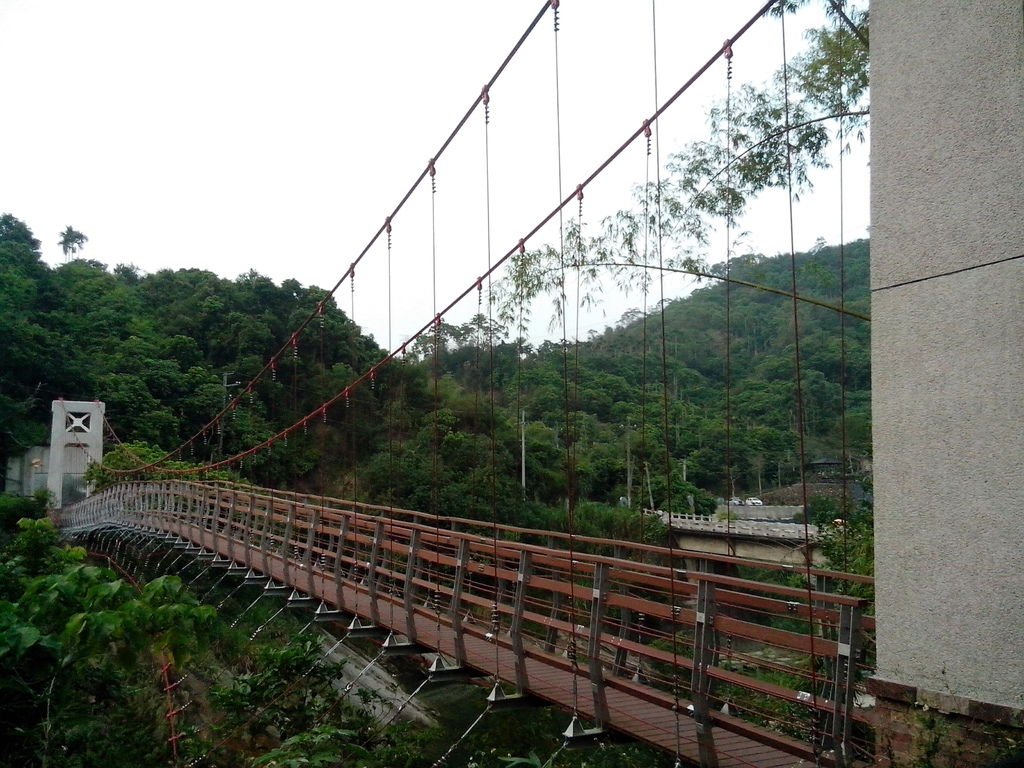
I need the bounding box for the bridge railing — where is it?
[62,481,876,764]
[181,479,869,589]
[652,509,822,540]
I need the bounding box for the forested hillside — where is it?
[0,213,389,490]
[573,238,871,493]
[2,213,869,523]
[426,238,870,513]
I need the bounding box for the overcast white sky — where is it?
[0,1,868,348]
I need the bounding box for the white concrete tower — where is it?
[47,399,105,508]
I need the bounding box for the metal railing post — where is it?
[587,562,610,724]
[510,550,532,692]
[404,529,422,642]
[367,519,384,626]
[450,538,471,666]
[691,569,720,768]
[827,603,863,767]
[333,515,350,612]
[303,504,319,596]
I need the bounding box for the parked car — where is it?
[728,497,743,506]
[744,497,764,506]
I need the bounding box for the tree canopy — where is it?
[58,226,88,261]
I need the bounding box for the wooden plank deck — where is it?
[169,522,817,768]
[60,484,869,768]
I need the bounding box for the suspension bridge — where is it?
[60,481,872,767]
[36,0,1024,766]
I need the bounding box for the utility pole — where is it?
[643,461,654,511]
[219,372,240,458]
[520,410,526,498]
[625,423,632,508]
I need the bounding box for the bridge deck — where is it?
[188,530,814,768]
[60,482,876,767]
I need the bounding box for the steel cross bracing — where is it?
[59,482,875,768]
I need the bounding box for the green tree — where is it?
[58,226,88,261]
[0,519,215,767]
[0,219,58,478]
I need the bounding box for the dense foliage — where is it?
[0,212,387,490]
[0,511,216,766]
[2,212,869,521]
[0,502,680,767]
[1,0,872,523]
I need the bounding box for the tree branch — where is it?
[826,0,869,49]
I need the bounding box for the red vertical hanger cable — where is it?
[779,3,823,757]
[650,1,685,763]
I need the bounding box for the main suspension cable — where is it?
[112,2,555,477]
[130,0,779,484]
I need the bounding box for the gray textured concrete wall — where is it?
[4,446,49,496]
[673,532,825,567]
[872,1,1024,710]
[713,504,804,521]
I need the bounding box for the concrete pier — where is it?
[47,399,105,508]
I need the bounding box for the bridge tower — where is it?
[47,399,105,508]
[871,1,1023,763]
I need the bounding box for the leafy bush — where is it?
[0,490,47,532]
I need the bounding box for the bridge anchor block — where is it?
[313,601,345,623]
[487,683,546,711]
[241,569,265,586]
[381,632,429,656]
[262,580,290,597]
[345,616,388,640]
[426,656,480,683]
[562,715,612,749]
[286,589,316,608]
